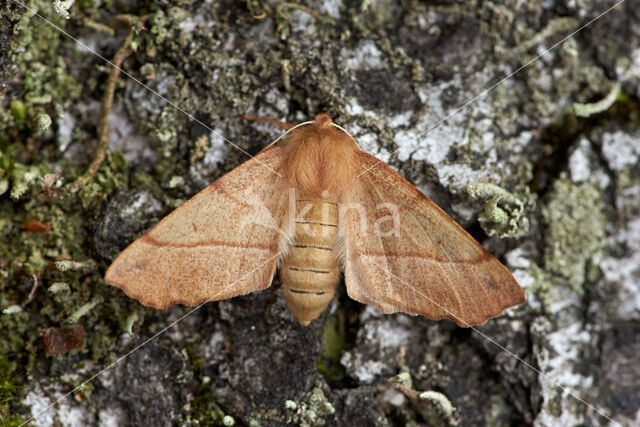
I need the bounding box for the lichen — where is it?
[573,81,621,117]
[542,179,607,294]
[466,182,533,238]
[284,387,336,426]
[0,1,150,421]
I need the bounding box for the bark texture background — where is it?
[1,0,639,426]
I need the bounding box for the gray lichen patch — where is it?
[466,182,534,238]
[541,179,606,294]
[283,386,336,426]
[531,319,596,426]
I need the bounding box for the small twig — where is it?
[110,14,152,27]
[88,30,135,177]
[246,0,271,19]
[69,17,147,192]
[243,114,294,129]
[275,2,321,20]
[22,274,39,306]
[82,17,115,36]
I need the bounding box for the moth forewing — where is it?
[340,150,525,327]
[374,203,401,239]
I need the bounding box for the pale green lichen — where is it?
[465,182,531,238]
[284,387,335,426]
[0,179,8,196]
[542,179,606,294]
[482,195,509,223]
[35,112,52,133]
[388,371,413,389]
[67,297,101,323]
[284,400,298,410]
[121,312,138,336]
[418,391,456,420]
[55,259,96,272]
[573,82,621,117]
[53,0,75,20]
[391,381,457,426]
[9,164,40,200]
[48,282,70,294]
[501,17,579,60]
[167,176,185,189]
[3,305,23,315]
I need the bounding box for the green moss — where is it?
[187,352,228,425]
[0,308,33,425]
[0,3,141,419]
[11,3,83,117]
[542,179,606,293]
[10,100,27,124]
[0,357,25,425]
[316,315,346,382]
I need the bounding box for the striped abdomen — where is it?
[281,199,340,325]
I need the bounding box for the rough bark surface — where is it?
[1,1,639,426]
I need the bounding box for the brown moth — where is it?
[105,113,525,326]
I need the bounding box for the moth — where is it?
[105,114,525,326]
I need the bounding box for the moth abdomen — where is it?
[280,199,340,325]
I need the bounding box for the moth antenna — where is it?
[263,120,315,150]
[258,115,361,150]
[330,122,362,149]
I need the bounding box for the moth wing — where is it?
[340,152,525,326]
[105,147,291,308]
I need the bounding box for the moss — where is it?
[186,350,227,425]
[10,100,27,124]
[0,2,145,419]
[0,356,25,425]
[316,315,346,382]
[542,179,606,294]
[10,3,83,117]
[0,308,33,425]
